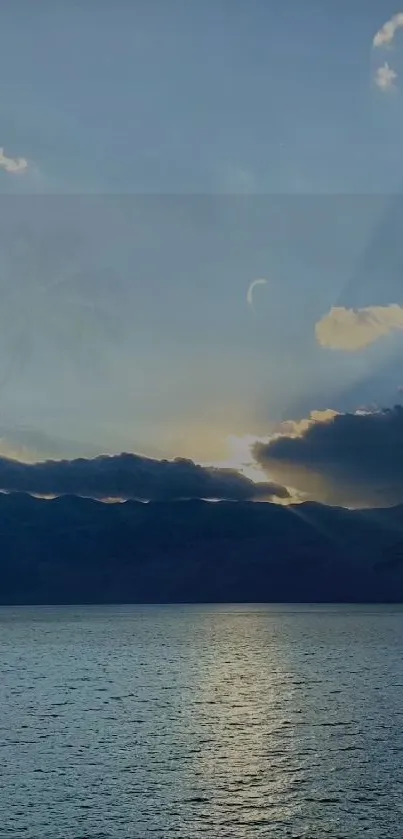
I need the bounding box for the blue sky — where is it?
[1,0,401,194]
[0,1,402,469]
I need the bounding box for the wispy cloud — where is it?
[375,62,398,90]
[315,305,403,351]
[373,12,403,47]
[373,13,403,91]
[0,147,28,175]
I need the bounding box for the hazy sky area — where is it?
[0,0,403,505]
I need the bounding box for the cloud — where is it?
[0,451,290,502]
[375,62,398,90]
[0,147,28,174]
[373,12,403,47]
[373,14,403,91]
[253,405,403,507]
[315,305,403,350]
[273,410,339,437]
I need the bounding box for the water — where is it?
[1,605,403,839]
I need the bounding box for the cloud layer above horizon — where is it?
[253,405,403,508]
[0,451,289,503]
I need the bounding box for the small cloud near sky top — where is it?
[373,12,403,91]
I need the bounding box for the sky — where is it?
[0,1,403,506]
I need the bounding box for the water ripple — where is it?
[0,604,403,838]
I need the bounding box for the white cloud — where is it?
[375,62,398,90]
[373,12,403,47]
[0,147,28,174]
[315,304,403,350]
[373,13,403,91]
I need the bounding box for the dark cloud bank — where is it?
[255,405,403,508]
[0,452,288,502]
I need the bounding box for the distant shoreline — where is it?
[1,492,403,604]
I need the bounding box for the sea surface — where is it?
[1,604,403,839]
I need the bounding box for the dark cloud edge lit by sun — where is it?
[1,403,403,511]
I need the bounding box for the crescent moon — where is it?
[247,278,267,307]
